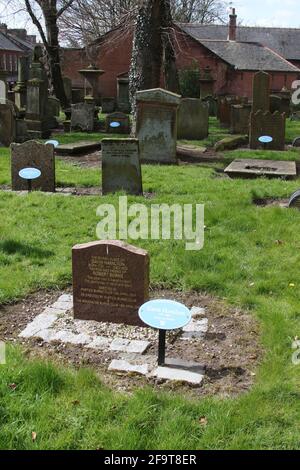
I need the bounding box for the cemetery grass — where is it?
[2,146,300,449]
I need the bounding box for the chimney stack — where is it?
[228,8,237,41]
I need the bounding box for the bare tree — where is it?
[59,0,138,46]
[23,0,75,108]
[170,0,228,23]
[58,0,228,47]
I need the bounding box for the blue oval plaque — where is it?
[46,140,59,148]
[110,121,121,128]
[139,299,192,331]
[19,168,41,180]
[258,135,273,144]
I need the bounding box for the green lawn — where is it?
[1,120,300,450]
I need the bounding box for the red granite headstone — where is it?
[72,241,149,326]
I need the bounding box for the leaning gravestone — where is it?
[106,112,130,134]
[136,88,181,163]
[102,138,143,195]
[252,71,270,113]
[72,241,149,326]
[177,98,209,140]
[71,102,95,132]
[11,140,55,192]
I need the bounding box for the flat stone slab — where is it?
[109,360,149,376]
[225,159,297,179]
[153,366,204,386]
[181,318,209,340]
[56,141,101,155]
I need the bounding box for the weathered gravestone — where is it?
[47,96,60,129]
[250,110,286,150]
[0,101,16,146]
[218,96,244,128]
[230,104,251,135]
[63,77,72,104]
[117,73,130,113]
[0,71,8,104]
[71,102,95,132]
[14,56,30,112]
[270,94,290,117]
[102,97,115,114]
[25,45,51,139]
[102,138,143,195]
[177,98,209,140]
[72,240,150,326]
[252,71,270,113]
[225,158,296,179]
[106,112,130,134]
[136,88,181,163]
[11,140,55,192]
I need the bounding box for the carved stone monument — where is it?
[136,88,181,163]
[72,241,150,326]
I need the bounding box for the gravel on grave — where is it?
[0,288,262,397]
[53,308,178,344]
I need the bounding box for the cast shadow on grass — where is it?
[0,240,54,259]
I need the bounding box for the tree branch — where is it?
[24,0,48,47]
[57,0,74,18]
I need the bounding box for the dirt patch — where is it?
[253,198,289,208]
[57,151,101,168]
[0,288,262,398]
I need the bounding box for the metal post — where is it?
[28,179,32,193]
[158,329,166,366]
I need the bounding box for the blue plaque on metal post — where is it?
[19,168,41,192]
[139,300,192,366]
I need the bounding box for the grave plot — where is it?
[224,159,297,179]
[0,289,261,397]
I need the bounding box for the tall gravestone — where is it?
[14,56,30,112]
[11,141,55,192]
[63,76,72,104]
[177,98,209,140]
[72,241,149,326]
[25,45,51,139]
[136,88,181,164]
[252,71,270,113]
[102,138,143,195]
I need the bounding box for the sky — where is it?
[0,0,299,36]
[235,0,300,28]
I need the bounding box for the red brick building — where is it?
[0,24,35,83]
[61,10,300,100]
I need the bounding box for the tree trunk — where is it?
[129,0,179,122]
[43,7,69,109]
